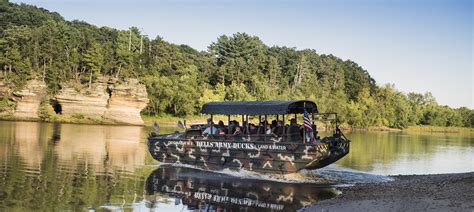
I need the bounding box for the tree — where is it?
[0,0,470,130]
[82,42,104,88]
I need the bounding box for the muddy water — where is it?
[0,121,472,211]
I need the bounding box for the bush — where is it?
[71,113,85,119]
[39,98,57,121]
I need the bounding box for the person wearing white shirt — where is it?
[203,121,218,135]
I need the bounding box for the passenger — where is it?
[257,120,271,135]
[265,125,272,134]
[228,120,238,134]
[203,120,218,135]
[272,121,284,137]
[271,120,277,129]
[217,120,227,134]
[218,120,225,129]
[234,121,240,133]
[218,128,226,135]
[248,124,258,134]
[233,126,243,140]
[287,118,301,141]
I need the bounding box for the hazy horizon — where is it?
[11,0,474,108]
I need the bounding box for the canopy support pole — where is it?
[227,115,231,135]
[303,102,306,144]
[246,115,249,135]
[241,115,244,134]
[264,115,268,141]
[282,114,286,135]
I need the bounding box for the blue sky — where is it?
[12,0,473,108]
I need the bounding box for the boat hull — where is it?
[148,134,350,174]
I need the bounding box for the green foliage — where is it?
[0,96,15,112]
[38,98,56,121]
[225,82,254,101]
[0,1,472,128]
[71,113,85,119]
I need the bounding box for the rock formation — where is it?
[55,82,109,117]
[104,79,149,125]
[12,80,47,119]
[0,77,149,125]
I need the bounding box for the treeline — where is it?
[0,1,472,128]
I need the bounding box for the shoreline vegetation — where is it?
[0,1,473,130]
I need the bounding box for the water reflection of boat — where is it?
[148,100,350,174]
[145,167,339,211]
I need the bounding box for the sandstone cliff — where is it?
[55,78,149,125]
[12,80,47,119]
[104,79,149,125]
[56,82,109,117]
[0,78,149,125]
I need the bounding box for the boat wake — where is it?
[155,163,337,184]
[149,163,393,185]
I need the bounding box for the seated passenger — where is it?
[218,128,226,135]
[287,118,302,141]
[229,120,240,134]
[248,124,258,134]
[265,125,272,134]
[271,120,277,129]
[228,120,236,134]
[233,126,243,140]
[203,121,218,135]
[256,121,267,134]
[233,126,242,135]
[217,120,227,134]
[272,121,284,137]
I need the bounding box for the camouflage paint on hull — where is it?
[148,133,350,174]
[145,167,339,211]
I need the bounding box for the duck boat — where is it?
[147,100,350,174]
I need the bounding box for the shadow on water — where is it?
[140,166,340,211]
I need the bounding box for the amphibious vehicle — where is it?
[148,100,350,174]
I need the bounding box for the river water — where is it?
[0,121,472,211]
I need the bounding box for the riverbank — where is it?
[302,172,474,212]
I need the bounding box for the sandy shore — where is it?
[302,172,474,212]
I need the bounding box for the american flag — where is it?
[303,109,313,131]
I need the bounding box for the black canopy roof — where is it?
[200,100,318,115]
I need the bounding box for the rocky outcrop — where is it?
[56,82,109,117]
[104,79,149,125]
[12,80,46,119]
[0,78,149,125]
